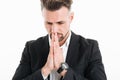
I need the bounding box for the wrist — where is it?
[41,67,51,77]
[60,69,67,77]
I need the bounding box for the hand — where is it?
[53,33,64,70]
[41,32,64,77]
[41,33,54,77]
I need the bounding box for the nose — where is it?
[51,24,58,33]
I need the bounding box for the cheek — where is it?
[61,24,69,34]
[45,26,51,33]
[64,23,69,30]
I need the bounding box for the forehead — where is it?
[42,7,69,22]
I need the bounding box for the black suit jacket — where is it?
[12,32,107,80]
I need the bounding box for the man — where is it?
[12,0,107,80]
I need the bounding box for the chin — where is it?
[58,37,64,42]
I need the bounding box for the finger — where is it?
[51,33,56,68]
[54,48,64,69]
[55,32,59,43]
[52,32,55,42]
[50,41,53,55]
[53,33,59,54]
[50,33,54,54]
[54,32,59,47]
[48,40,55,69]
[53,42,59,54]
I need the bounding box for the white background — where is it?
[0,0,120,80]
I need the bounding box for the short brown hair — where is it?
[41,0,73,11]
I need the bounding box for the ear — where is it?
[69,12,74,23]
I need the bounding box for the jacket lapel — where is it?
[66,32,81,67]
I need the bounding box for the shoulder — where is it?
[25,35,48,48]
[72,32,99,47]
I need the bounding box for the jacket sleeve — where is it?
[63,40,107,80]
[12,41,44,80]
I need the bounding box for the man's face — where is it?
[42,7,74,42]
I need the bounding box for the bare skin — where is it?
[41,6,74,77]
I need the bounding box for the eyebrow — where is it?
[46,21,65,24]
[46,21,52,24]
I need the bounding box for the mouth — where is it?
[50,32,64,42]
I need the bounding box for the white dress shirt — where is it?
[42,31,71,80]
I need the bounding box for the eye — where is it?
[45,21,52,25]
[46,22,52,25]
[57,22,65,25]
